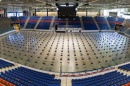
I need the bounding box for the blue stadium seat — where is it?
[53,16,66,27]
[72,71,130,86]
[37,16,52,30]
[10,17,19,23]
[118,64,130,71]
[19,16,28,28]
[68,16,81,28]
[82,16,98,30]
[0,67,61,86]
[26,16,40,29]
[0,59,14,68]
[107,17,116,30]
[94,17,109,30]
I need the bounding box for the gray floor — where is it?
[0,31,130,73]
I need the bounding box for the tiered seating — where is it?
[53,16,66,28]
[118,64,130,71]
[19,16,28,28]
[10,16,19,23]
[72,71,130,86]
[37,16,52,30]
[82,16,98,30]
[115,17,124,25]
[68,16,81,28]
[26,16,40,29]
[0,67,61,86]
[0,78,15,86]
[0,59,14,68]
[107,17,116,30]
[95,17,109,30]
[0,17,14,34]
[124,82,130,86]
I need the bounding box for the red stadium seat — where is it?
[0,78,15,86]
[123,82,130,86]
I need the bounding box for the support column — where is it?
[13,7,15,16]
[47,9,48,16]
[98,9,100,17]
[35,9,36,16]
[4,8,7,17]
[28,7,32,16]
[86,9,87,17]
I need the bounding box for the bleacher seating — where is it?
[124,82,130,86]
[0,78,15,86]
[37,16,52,30]
[107,17,116,30]
[26,16,40,29]
[0,17,14,34]
[72,71,130,86]
[95,17,109,30]
[0,59,14,68]
[0,67,61,86]
[8,16,125,31]
[53,16,66,28]
[115,17,124,25]
[82,16,98,30]
[68,16,81,28]
[10,17,19,23]
[118,64,130,71]
[19,16,28,28]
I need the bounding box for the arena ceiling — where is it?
[0,0,130,10]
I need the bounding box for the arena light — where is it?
[69,5,74,7]
[60,5,66,7]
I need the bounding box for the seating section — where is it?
[115,17,124,25]
[124,82,130,86]
[53,16,66,28]
[95,17,109,30]
[19,16,28,28]
[118,64,130,71]
[68,17,81,28]
[0,17,14,34]
[37,16,52,30]
[0,59,14,68]
[72,71,130,86]
[26,16,40,29]
[0,67,61,86]
[0,78,15,86]
[82,17,98,30]
[107,17,116,30]
[10,17,19,23]
[9,16,125,31]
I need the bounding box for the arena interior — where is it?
[1,0,130,86]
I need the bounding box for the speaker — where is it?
[76,3,78,7]
[56,3,58,6]
[66,3,69,6]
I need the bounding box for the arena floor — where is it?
[0,31,130,73]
